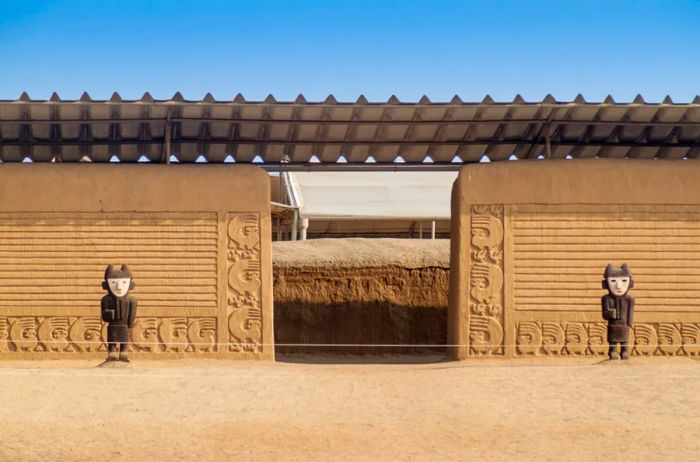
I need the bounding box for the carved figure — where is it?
[601,263,635,360]
[101,265,137,362]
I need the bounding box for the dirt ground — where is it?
[0,356,699,462]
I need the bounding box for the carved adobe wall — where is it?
[0,164,273,359]
[449,159,700,359]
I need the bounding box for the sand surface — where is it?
[1,357,699,461]
[273,238,450,269]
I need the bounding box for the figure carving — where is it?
[542,322,565,355]
[130,318,158,352]
[564,323,588,355]
[657,323,682,356]
[158,317,188,352]
[0,317,9,353]
[516,322,542,355]
[37,317,70,352]
[469,315,504,355]
[681,324,700,356]
[68,317,104,352]
[470,262,503,306]
[226,213,264,352]
[468,206,505,356]
[187,318,217,352]
[101,265,137,362]
[9,318,37,352]
[601,263,635,360]
[471,216,504,251]
[587,323,608,355]
[633,324,658,356]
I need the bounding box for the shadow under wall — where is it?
[274,302,447,356]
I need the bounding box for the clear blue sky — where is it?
[1,0,698,102]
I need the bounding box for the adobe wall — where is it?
[0,164,273,359]
[273,238,449,355]
[449,159,700,359]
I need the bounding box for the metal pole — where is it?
[163,113,172,164]
[431,220,436,239]
[291,210,298,241]
[300,218,309,241]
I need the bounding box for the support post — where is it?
[431,220,436,239]
[291,209,298,241]
[300,218,309,240]
[163,113,172,164]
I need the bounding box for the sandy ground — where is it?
[0,357,699,462]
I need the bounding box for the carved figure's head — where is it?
[602,263,633,296]
[102,264,135,297]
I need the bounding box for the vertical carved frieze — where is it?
[0,317,9,353]
[469,205,505,355]
[226,213,263,353]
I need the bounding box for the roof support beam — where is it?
[2,139,698,149]
[3,117,698,128]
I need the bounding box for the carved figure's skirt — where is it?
[607,324,629,344]
[107,325,130,344]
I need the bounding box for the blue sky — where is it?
[1,0,698,102]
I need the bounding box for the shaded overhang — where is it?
[1,92,699,168]
[289,171,457,220]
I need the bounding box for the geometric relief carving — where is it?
[469,205,505,355]
[0,316,217,354]
[516,322,611,356]
[226,213,263,353]
[130,317,217,353]
[515,321,700,357]
[681,324,700,356]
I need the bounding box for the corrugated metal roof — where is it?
[1,92,699,164]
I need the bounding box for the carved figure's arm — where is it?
[601,297,614,320]
[101,297,115,323]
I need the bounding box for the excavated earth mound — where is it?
[273,238,450,355]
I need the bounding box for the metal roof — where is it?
[1,92,699,167]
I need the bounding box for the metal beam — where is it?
[1,117,699,127]
[2,139,698,149]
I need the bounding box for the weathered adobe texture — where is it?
[0,164,273,360]
[450,159,700,360]
[273,238,450,355]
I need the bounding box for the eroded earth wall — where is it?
[0,165,273,359]
[450,159,700,359]
[273,239,449,355]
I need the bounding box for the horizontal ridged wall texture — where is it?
[512,205,700,312]
[0,212,218,310]
[0,164,273,360]
[449,160,700,360]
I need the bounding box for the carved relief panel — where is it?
[0,316,217,354]
[514,321,700,357]
[468,205,505,355]
[226,213,264,353]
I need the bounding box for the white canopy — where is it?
[288,172,457,220]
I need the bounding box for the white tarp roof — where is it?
[289,172,457,220]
